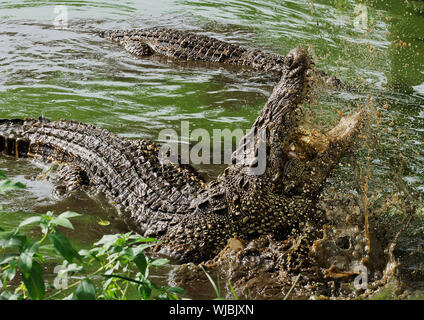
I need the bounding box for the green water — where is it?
[1,0,424,298]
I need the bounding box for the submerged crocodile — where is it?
[99,27,341,87]
[0,47,362,263]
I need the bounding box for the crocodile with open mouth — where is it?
[0,47,362,264]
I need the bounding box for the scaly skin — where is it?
[0,48,361,262]
[99,27,341,87]
[99,27,287,73]
[0,118,204,237]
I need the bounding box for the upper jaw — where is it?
[281,110,364,195]
[292,111,363,161]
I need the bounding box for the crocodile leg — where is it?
[53,164,89,192]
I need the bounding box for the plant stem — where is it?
[284,274,301,300]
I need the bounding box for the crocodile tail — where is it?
[0,118,204,237]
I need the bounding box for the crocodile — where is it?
[99,27,341,88]
[0,47,362,263]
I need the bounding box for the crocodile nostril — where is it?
[336,235,351,250]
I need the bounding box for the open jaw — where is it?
[276,103,364,198]
[291,111,363,162]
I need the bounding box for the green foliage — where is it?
[228,280,238,300]
[0,170,25,195]
[22,261,45,300]
[283,274,300,300]
[199,266,240,300]
[369,283,399,300]
[200,265,224,300]
[0,172,183,300]
[76,279,96,300]
[0,212,184,300]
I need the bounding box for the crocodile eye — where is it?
[335,235,351,250]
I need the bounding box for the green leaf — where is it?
[41,211,54,220]
[51,211,82,229]
[0,233,27,250]
[134,237,158,243]
[149,258,169,267]
[0,253,18,265]
[27,242,40,255]
[22,261,45,300]
[157,292,174,300]
[57,211,81,220]
[48,230,81,263]
[167,286,185,295]
[200,265,221,299]
[0,170,7,179]
[283,274,301,300]
[18,216,43,230]
[38,243,55,253]
[122,247,135,259]
[76,278,96,300]
[62,293,74,300]
[2,261,17,282]
[133,243,158,253]
[59,263,83,275]
[97,220,110,226]
[133,252,147,276]
[51,216,74,230]
[0,178,26,194]
[0,230,14,240]
[228,280,238,300]
[138,280,152,300]
[94,234,119,250]
[0,290,23,300]
[78,249,98,261]
[18,251,33,277]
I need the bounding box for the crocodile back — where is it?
[100,27,287,73]
[0,118,205,237]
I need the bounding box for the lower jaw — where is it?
[290,111,363,160]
